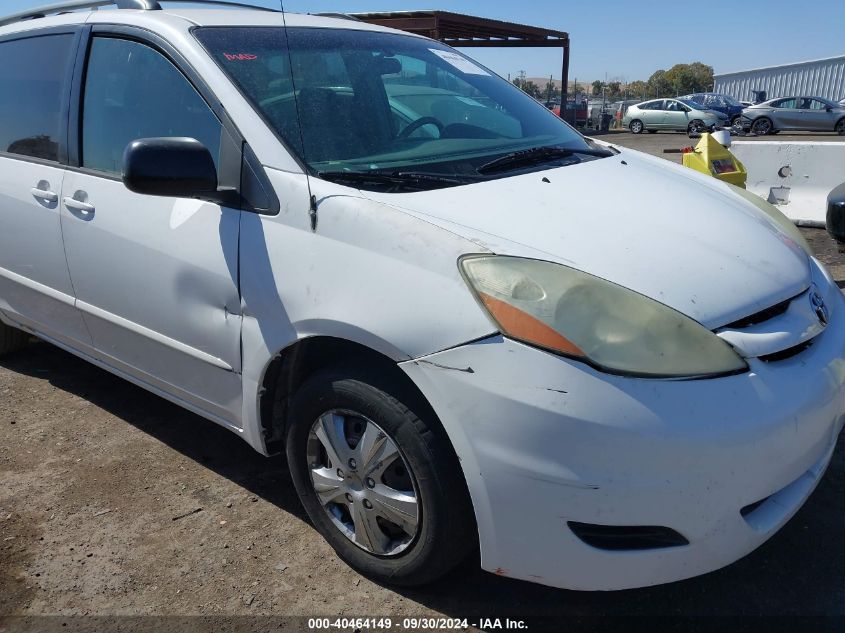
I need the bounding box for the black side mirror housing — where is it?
[826,182,845,248]
[122,137,219,200]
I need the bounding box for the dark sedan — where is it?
[679,92,745,125]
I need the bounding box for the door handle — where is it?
[31,180,58,204]
[63,196,95,216]
[31,188,58,203]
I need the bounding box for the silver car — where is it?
[741,96,845,135]
[622,98,726,134]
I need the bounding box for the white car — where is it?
[1,1,843,592]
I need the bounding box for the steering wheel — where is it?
[397,116,444,139]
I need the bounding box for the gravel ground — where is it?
[3,133,845,631]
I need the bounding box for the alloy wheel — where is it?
[752,118,772,135]
[307,409,420,556]
[688,120,705,135]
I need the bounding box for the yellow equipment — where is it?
[681,132,747,188]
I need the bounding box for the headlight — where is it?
[460,256,747,378]
[727,184,812,255]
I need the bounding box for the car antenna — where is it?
[276,0,318,231]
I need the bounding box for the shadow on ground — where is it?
[4,342,845,627]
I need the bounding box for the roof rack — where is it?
[0,0,280,29]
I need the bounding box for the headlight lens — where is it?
[461,256,747,378]
[727,183,812,255]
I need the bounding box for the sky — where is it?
[6,0,845,84]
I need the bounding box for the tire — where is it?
[629,120,644,134]
[286,362,474,586]
[687,120,706,136]
[751,117,773,135]
[0,321,28,356]
[836,118,845,136]
[731,115,742,128]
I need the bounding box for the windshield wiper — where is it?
[316,170,479,190]
[477,145,614,175]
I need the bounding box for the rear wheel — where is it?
[836,118,845,135]
[286,363,474,586]
[629,120,644,134]
[0,322,29,356]
[751,117,773,135]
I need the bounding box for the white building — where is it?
[715,55,845,103]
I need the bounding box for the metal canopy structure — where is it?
[351,10,572,120]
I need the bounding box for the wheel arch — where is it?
[258,336,440,456]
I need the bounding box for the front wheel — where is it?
[836,118,845,135]
[0,321,29,356]
[629,120,644,134]
[687,119,706,136]
[751,118,773,135]
[286,363,475,586]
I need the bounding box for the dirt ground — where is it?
[3,135,845,632]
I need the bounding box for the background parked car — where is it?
[679,92,744,126]
[622,98,726,134]
[740,96,845,135]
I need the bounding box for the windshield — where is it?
[677,98,701,110]
[722,95,742,107]
[194,27,590,179]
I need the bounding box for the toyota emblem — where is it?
[810,290,829,327]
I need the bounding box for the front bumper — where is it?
[400,286,845,590]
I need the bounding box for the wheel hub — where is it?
[307,410,420,556]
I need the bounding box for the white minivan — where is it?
[1,0,844,591]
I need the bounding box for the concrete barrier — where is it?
[730,141,845,227]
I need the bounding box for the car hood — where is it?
[363,150,810,329]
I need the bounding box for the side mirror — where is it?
[826,106,834,112]
[375,56,402,75]
[122,137,218,199]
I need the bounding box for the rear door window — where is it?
[0,34,75,162]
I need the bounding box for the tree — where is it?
[647,69,672,97]
[522,81,542,98]
[626,80,648,99]
[688,62,715,92]
[606,81,622,100]
[513,77,542,98]
[653,62,715,96]
[544,80,561,101]
[591,80,603,96]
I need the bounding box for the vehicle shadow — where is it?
[3,342,845,626]
[0,340,307,523]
